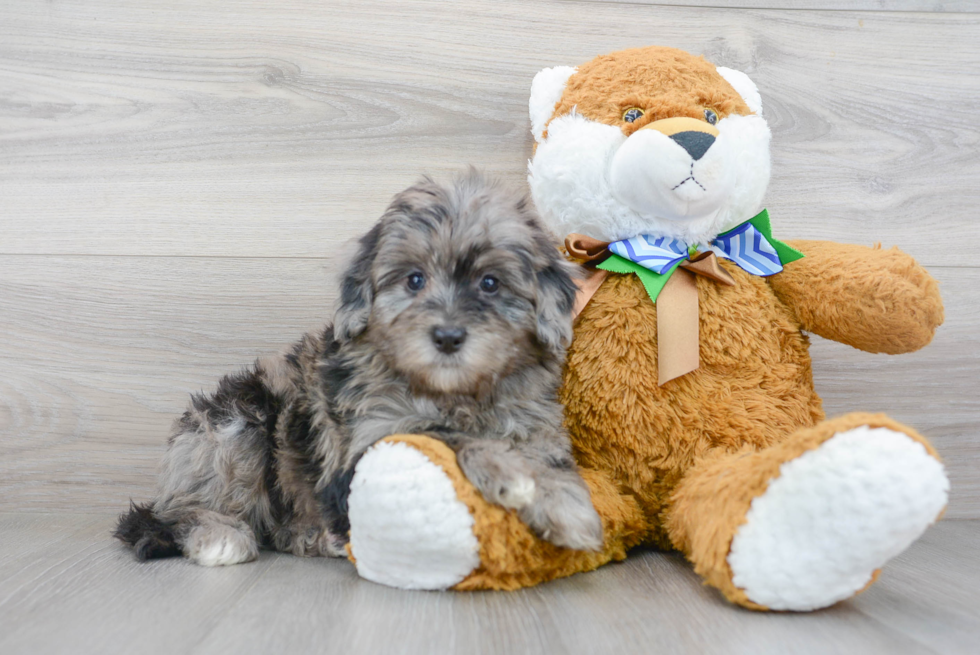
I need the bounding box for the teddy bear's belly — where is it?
[560,270,824,546]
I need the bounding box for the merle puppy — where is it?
[116,171,604,566]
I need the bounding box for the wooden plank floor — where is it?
[2,0,979,653]
[1,513,978,655]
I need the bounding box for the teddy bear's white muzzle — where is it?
[609,128,736,223]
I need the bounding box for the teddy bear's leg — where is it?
[347,434,647,591]
[665,412,948,611]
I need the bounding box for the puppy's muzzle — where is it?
[431,325,467,354]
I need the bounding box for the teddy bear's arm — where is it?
[767,240,944,354]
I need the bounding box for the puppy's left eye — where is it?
[479,275,500,294]
[407,272,425,291]
[704,108,718,125]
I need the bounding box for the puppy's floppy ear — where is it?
[333,221,383,342]
[533,245,580,355]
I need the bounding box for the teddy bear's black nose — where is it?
[432,326,467,354]
[670,131,715,161]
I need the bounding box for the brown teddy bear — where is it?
[343,46,949,611]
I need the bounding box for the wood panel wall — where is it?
[2,0,978,517]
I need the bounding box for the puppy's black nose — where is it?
[670,131,715,161]
[432,326,467,354]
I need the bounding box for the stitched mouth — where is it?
[671,162,706,192]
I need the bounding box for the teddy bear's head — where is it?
[528,46,770,246]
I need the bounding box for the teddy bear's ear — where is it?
[716,67,764,116]
[529,66,577,143]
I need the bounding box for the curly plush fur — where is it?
[341,46,949,612]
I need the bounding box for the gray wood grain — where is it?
[849,520,980,655]
[1,257,976,517]
[576,1,980,12]
[0,513,278,655]
[1,512,977,655]
[1,1,978,267]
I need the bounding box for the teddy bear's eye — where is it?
[704,108,718,125]
[622,108,645,123]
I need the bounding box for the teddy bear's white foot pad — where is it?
[347,441,480,590]
[727,426,948,611]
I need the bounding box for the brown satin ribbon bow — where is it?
[565,233,736,386]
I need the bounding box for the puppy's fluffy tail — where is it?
[114,502,182,561]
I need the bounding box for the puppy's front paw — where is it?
[471,470,537,511]
[495,474,536,510]
[457,446,536,510]
[521,483,604,552]
[456,443,604,551]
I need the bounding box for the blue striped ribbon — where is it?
[608,222,784,277]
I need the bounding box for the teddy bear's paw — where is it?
[727,425,948,611]
[347,440,480,590]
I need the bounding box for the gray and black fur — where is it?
[115,170,603,566]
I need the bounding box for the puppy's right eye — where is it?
[407,272,425,291]
[479,275,500,294]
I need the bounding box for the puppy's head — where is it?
[334,170,578,396]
